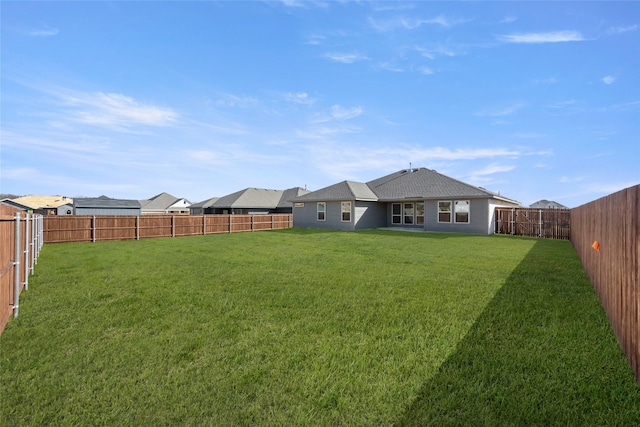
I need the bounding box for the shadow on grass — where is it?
[398,239,640,426]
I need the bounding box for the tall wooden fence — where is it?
[43,214,293,244]
[495,207,571,239]
[570,184,639,382]
[0,205,44,334]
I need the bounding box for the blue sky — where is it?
[1,1,638,208]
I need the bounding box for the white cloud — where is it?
[283,92,316,105]
[511,132,546,139]
[419,66,434,75]
[475,103,524,117]
[500,16,518,24]
[470,163,515,176]
[369,15,470,32]
[311,105,363,123]
[330,105,363,120]
[324,52,370,63]
[497,30,585,43]
[26,25,59,37]
[215,94,259,108]
[416,45,459,59]
[607,25,638,34]
[602,75,616,85]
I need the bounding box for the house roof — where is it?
[140,192,190,211]
[190,197,220,209]
[292,181,377,202]
[279,187,311,208]
[530,199,568,209]
[10,195,74,209]
[292,168,519,204]
[214,187,310,209]
[74,196,141,209]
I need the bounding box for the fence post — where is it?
[30,215,36,273]
[23,214,30,291]
[92,215,96,242]
[203,215,206,235]
[136,216,140,240]
[538,209,543,238]
[229,215,232,233]
[172,215,175,237]
[251,215,254,232]
[13,212,21,318]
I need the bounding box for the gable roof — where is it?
[530,199,568,209]
[292,168,519,204]
[292,181,377,202]
[140,192,190,211]
[190,197,220,209]
[214,187,310,209]
[279,187,311,208]
[74,196,141,209]
[10,195,73,210]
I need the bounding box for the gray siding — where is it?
[74,208,141,216]
[354,201,387,230]
[292,201,346,231]
[423,199,490,235]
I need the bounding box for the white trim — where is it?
[438,201,452,223]
[317,202,326,221]
[341,201,352,222]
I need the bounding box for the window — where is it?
[403,203,414,224]
[392,203,401,224]
[416,202,425,225]
[341,201,351,222]
[438,201,452,223]
[317,202,326,221]
[454,200,470,223]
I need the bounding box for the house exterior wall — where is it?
[57,204,74,215]
[354,201,387,230]
[74,207,141,216]
[422,199,490,235]
[293,200,385,231]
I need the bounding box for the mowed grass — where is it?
[1,229,638,426]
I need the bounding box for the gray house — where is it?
[291,168,520,235]
[211,187,310,214]
[530,199,568,209]
[140,192,191,214]
[73,196,142,215]
[189,197,220,215]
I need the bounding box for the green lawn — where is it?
[1,229,638,426]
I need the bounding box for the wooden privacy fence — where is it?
[495,207,571,239]
[0,205,44,334]
[43,214,293,243]
[571,184,639,382]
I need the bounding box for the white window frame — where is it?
[341,201,352,222]
[317,202,326,221]
[391,203,402,224]
[438,201,452,223]
[403,203,414,224]
[416,202,425,225]
[454,200,470,224]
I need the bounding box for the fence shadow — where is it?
[397,239,640,426]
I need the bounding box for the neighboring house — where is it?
[211,187,310,214]
[73,196,142,215]
[530,199,568,209]
[140,192,192,214]
[57,204,74,216]
[1,198,34,213]
[290,168,520,235]
[7,195,74,215]
[189,197,220,215]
